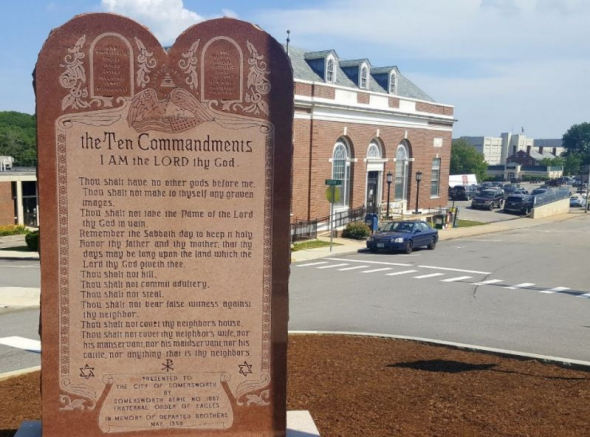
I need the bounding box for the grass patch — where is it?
[0,246,34,252]
[456,219,487,228]
[292,239,341,251]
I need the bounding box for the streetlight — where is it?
[415,171,423,214]
[386,171,393,219]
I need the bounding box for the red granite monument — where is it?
[35,13,292,436]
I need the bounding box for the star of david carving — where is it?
[238,361,253,377]
[79,364,95,380]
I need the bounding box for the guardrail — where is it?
[291,205,366,242]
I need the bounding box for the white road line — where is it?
[579,293,590,299]
[414,273,445,279]
[0,336,41,353]
[361,268,392,274]
[441,276,472,283]
[317,263,348,269]
[326,258,412,267]
[539,287,570,294]
[339,265,368,271]
[473,279,504,286]
[296,261,328,267]
[505,283,535,290]
[386,270,418,276]
[418,265,490,275]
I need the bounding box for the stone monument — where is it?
[35,13,293,436]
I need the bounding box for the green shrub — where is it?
[25,230,39,252]
[0,224,29,236]
[342,221,371,240]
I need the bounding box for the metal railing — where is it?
[291,205,366,242]
[533,187,570,208]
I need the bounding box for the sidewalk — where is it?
[291,210,585,263]
[0,235,39,260]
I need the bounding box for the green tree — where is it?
[0,111,37,166]
[562,122,590,165]
[538,156,564,167]
[451,138,488,182]
[563,153,582,176]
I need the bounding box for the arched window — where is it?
[367,141,382,159]
[360,65,369,89]
[389,72,397,94]
[332,139,352,208]
[326,57,335,83]
[395,143,409,200]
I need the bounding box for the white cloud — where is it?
[100,0,203,44]
[252,0,590,137]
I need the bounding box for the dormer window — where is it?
[360,65,369,89]
[326,57,336,83]
[389,72,397,94]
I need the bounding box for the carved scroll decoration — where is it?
[178,40,200,90]
[221,40,271,115]
[135,37,157,89]
[59,35,114,110]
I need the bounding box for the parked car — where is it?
[450,185,477,200]
[481,182,493,190]
[366,221,438,254]
[570,194,587,208]
[471,189,504,210]
[531,188,549,196]
[504,194,534,215]
[513,188,529,195]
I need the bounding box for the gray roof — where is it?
[339,58,371,68]
[529,150,557,160]
[304,50,338,60]
[286,46,435,102]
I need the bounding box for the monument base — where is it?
[15,411,321,436]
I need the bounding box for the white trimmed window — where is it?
[431,158,441,197]
[360,65,369,89]
[395,143,409,200]
[389,72,397,94]
[367,141,382,159]
[326,57,336,83]
[332,139,352,208]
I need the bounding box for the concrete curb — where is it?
[0,366,40,382]
[289,330,590,372]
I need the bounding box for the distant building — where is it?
[0,164,38,226]
[507,147,558,167]
[460,133,562,165]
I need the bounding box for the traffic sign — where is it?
[325,179,342,186]
[325,186,341,203]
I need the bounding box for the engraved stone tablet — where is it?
[36,13,293,437]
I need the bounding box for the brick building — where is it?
[287,47,455,222]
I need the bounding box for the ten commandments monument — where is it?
[35,13,293,436]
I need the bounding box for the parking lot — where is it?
[447,182,550,223]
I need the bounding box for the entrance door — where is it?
[366,171,379,213]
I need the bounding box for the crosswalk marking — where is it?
[0,336,41,353]
[339,265,368,271]
[296,261,328,267]
[386,270,418,276]
[326,258,412,267]
[539,287,569,294]
[441,276,472,283]
[361,268,392,274]
[505,283,535,290]
[317,263,348,269]
[579,293,590,299]
[473,279,504,286]
[414,273,444,279]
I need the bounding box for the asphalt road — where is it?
[1,214,589,374]
[290,215,590,361]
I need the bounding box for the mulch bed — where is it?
[2,335,589,436]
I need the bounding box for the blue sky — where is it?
[1,0,589,138]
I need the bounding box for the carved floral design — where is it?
[221,40,271,115]
[179,40,200,90]
[59,35,113,110]
[135,37,157,89]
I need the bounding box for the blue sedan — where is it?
[366,221,438,254]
